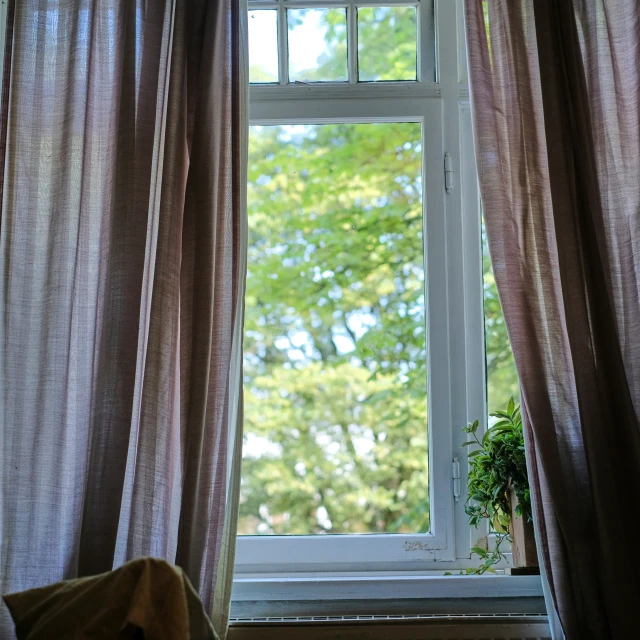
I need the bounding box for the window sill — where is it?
[230,573,545,620]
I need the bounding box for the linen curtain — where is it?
[0,1,247,638]
[466,1,640,638]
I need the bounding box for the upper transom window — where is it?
[248,0,435,85]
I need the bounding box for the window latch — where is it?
[452,457,461,502]
[444,152,455,193]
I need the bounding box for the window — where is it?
[237,0,517,574]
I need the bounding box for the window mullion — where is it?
[347,3,357,83]
[419,0,436,82]
[278,0,288,85]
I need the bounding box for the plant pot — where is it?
[508,488,538,568]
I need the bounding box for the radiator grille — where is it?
[229,612,551,639]
[231,613,548,624]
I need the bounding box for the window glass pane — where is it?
[483,221,520,412]
[242,123,428,535]
[288,9,348,83]
[358,6,417,82]
[249,10,278,84]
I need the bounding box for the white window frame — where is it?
[237,0,492,575]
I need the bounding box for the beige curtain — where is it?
[0,0,248,638]
[466,1,640,638]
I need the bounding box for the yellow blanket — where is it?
[3,557,216,639]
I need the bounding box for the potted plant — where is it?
[462,397,538,574]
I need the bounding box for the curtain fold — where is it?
[0,0,247,638]
[466,1,640,638]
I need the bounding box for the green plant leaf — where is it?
[489,422,513,432]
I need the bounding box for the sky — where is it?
[248,9,336,81]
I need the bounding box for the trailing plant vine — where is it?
[460,397,532,574]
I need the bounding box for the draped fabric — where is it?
[0,1,248,638]
[466,1,640,638]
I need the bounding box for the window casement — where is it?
[236,0,494,575]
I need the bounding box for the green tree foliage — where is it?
[242,122,429,535]
[483,224,519,410]
[240,8,518,535]
[357,6,417,81]
[288,8,348,82]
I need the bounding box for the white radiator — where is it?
[228,613,551,639]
